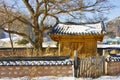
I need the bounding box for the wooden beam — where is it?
[50,34,104,42]
[58,42,61,56]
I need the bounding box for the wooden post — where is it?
[58,42,61,56]
[103,49,105,56]
[105,61,108,75]
[74,50,78,69]
[102,56,106,75]
[74,50,79,78]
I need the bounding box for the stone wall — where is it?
[105,54,120,75]
[0,65,73,78]
[106,61,120,75]
[0,56,73,78]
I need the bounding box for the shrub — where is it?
[17,38,29,45]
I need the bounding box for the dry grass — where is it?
[0,48,59,57]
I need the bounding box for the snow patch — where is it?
[0,76,120,80]
[58,23,102,34]
[0,36,23,48]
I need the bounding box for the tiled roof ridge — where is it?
[0,60,73,66]
[49,21,106,35]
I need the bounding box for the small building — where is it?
[49,22,106,58]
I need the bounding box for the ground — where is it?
[0,75,120,80]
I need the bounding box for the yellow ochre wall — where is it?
[50,34,104,58]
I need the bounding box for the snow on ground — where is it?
[0,35,23,48]
[97,44,120,48]
[0,76,120,80]
[0,35,57,48]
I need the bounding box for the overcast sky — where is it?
[107,0,120,20]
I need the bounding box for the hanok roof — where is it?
[49,22,106,35]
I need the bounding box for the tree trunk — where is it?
[9,32,14,54]
[8,23,14,54]
[33,30,43,56]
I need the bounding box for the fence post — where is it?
[105,61,108,75]
[74,50,80,78]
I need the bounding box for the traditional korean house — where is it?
[49,22,106,58]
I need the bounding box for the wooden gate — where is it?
[74,56,105,78]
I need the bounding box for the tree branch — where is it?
[1,28,35,45]
[47,14,60,23]
[14,16,32,27]
[35,0,42,16]
[22,0,34,15]
[0,17,19,27]
[40,0,48,31]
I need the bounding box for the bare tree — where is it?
[2,3,15,53]
[0,0,113,55]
